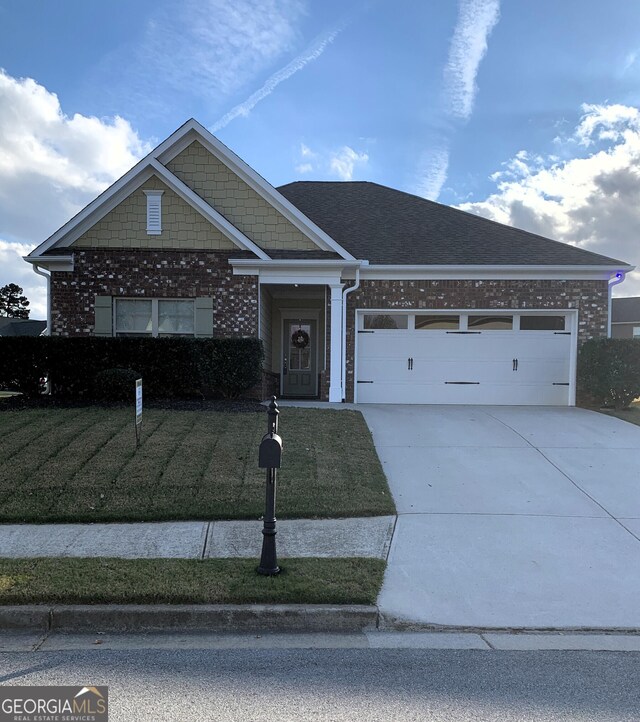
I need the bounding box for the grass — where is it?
[589,400,640,427]
[0,406,394,523]
[0,557,385,605]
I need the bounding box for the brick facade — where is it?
[50,250,258,337]
[343,278,609,402]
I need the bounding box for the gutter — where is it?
[31,265,51,336]
[608,272,627,337]
[341,267,361,402]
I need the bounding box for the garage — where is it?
[355,310,577,405]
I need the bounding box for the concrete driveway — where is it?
[360,405,640,630]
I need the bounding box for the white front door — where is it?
[356,311,574,405]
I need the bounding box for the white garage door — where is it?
[356,311,575,405]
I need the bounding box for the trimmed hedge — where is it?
[578,338,640,409]
[0,337,263,399]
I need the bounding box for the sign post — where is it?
[135,378,143,448]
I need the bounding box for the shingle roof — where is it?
[277,181,628,267]
[611,297,640,323]
[0,318,47,337]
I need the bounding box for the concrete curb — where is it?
[0,605,379,633]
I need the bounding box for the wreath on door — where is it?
[291,328,310,349]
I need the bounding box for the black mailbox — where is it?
[258,432,283,469]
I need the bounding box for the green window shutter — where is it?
[194,297,214,337]
[94,295,113,336]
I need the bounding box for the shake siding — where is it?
[72,176,236,251]
[167,141,319,252]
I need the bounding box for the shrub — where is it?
[578,338,640,409]
[0,337,264,400]
[93,368,141,401]
[0,337,49,397]
[211,338,264,398]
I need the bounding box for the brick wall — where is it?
[343,278,609,402]
[50,250,258,337]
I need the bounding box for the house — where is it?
[24,119,633,406]
[611,297,640,339]
[0,318,47,337]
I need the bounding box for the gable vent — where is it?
[143,190,164,235]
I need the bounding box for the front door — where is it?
[282,319,317,397]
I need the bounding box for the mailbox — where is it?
[258,432,283,469]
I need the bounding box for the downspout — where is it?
[341,266,361,402]
[32,264,51,335]
[607,271,626,338]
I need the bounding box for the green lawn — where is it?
[0,557,385,605]
[0,406,394,523]
[591,400,640,427]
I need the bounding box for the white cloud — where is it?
[415,146,450,201]
[293,142,368,180]
[210,21,346,132]
[113,0,304,111]
[329,146,369,181]
[0,70,150,315]
[459,103,640,295]
[443,0,501,120]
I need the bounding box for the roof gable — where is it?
[26,119,355,263]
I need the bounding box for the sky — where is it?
[1,0,640,318]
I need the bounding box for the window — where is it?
[468,315,513,330]
[114,299,194,337]
[143,190,163,235]
[415,314,459,330]
[363,314,408,330]
[520,315,565,331]
[633,326,640,337]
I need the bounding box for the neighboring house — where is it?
[611,297,640,339]
[24,119,633,406]
[0,318,47,337]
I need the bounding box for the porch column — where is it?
[329,283,344,402]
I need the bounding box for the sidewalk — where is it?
[0,516,395,560]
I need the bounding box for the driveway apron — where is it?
[360,405,640,629]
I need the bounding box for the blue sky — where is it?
[1,0,640,316]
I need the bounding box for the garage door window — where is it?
[520,315,565,331]
[468,315,513,330]
[363,314,408,330]
[415,315,459,330]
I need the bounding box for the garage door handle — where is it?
[407,357,413,370]
[512,358,518,371]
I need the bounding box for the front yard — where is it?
[0,557,385,605]
[0,404,394,523]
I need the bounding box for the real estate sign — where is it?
[135,378,142,425]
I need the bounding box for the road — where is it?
[1,633,639,721]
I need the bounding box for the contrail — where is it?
[444,0,501,120]
[210,22,347,133]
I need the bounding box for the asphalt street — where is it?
[1,643,639,721]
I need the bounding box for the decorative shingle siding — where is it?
[167,142,318,252]
[72,176,236,251]
[50,250,258,337]
[343,279,609,402]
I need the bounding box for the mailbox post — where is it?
[257,396,282,576]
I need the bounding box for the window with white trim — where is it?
[633,326,640,337]
[143,190,163,235]
[114,299,195,337]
